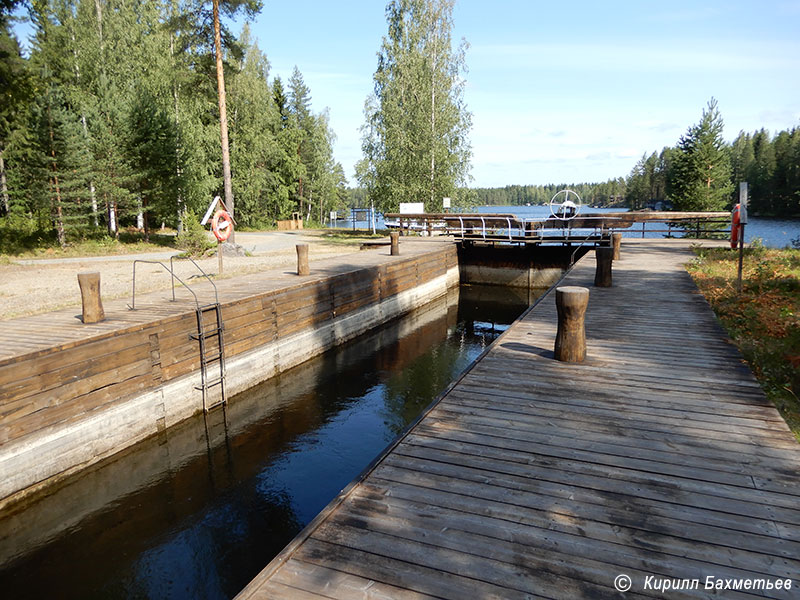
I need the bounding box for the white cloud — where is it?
[470,41,800,74]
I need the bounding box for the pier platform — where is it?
[238,239,800,599]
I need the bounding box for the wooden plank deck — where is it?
[0,238,451,364]
[237,239,800,600]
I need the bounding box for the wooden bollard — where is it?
[77,272,104,324]
[611,233,622,260]
[554,286,589,362]
[594,247,613,287]
[390,231,400,256]
[296,244,309,276]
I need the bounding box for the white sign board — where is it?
[442,197,451,209]
[201,196,221,226]
[739,182,748,224]
[399,202,424,214]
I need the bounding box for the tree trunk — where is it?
[110,200,118,238]
[170,29,184,236]
[0,150,9,214]
[297,145,304,217]
[212,0,235,242]
[82,116,99,228]
[46,104,66,248]
[71,28,99,228]
[430,34,436,210]
[143,195,150,242]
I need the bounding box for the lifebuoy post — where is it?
[736,182,748,293]
[202,196,236,275]
[730,204,741,249]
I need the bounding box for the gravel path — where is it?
[1,231,364,320]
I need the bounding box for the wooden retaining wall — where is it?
[0,243,459,508]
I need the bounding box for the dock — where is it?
[238,239,800,599]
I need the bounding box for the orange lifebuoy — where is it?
[211,209,233,242]
[730,204,740,249]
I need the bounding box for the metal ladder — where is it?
[193,303,227,412]
[129,256,227,412]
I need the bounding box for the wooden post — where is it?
[390,231,400,256]
[736,222,745,293]
[77,272,104,324]
[296,243,309,275]
[594,247,613,287]
[611,233,622,260]
[554,286,589,362]
[218,241,223,274]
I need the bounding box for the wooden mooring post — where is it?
[611,233,622,260]
[296,244,309,276]
[390,231,400,256]
[554,286,588,362]
[594,247,613,287]
[77,272,104,324]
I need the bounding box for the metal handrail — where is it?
[436,213,729,243]
[570,231,606,266]
[170,255,220,306]
[129,260,200,311]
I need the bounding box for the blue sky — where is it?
[13,0,800,188]
[249,0,800,187]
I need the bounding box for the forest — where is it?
[471,180,626,208]
[2,0,797,254]
[474,101,800,218]
[0,0,348,247]
[625,126,800,217]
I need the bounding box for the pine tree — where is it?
[272,76,289,128]
[748,129,776,214]
[667,98,733,211]
[771,128,800,217]
[227,24,285,227]
[185,0,262,240]
[287,66,313,216]
[0,21,32,214]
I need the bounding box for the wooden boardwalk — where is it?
[238,239,800,600]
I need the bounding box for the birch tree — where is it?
[358,0,471,213]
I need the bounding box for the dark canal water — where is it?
[0,284,535,600]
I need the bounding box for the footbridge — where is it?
[384,210,731,246]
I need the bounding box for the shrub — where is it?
[175,210,214,257]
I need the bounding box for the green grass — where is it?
[0,216,180,259]
[687,243,800,439]
[10,233,176,259]
[320,229,388,245]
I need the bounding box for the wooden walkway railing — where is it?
[237,238,799,600]
[383,211,731,245]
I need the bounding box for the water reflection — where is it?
[0,284,535,600]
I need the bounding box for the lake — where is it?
[334,205,799,248]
